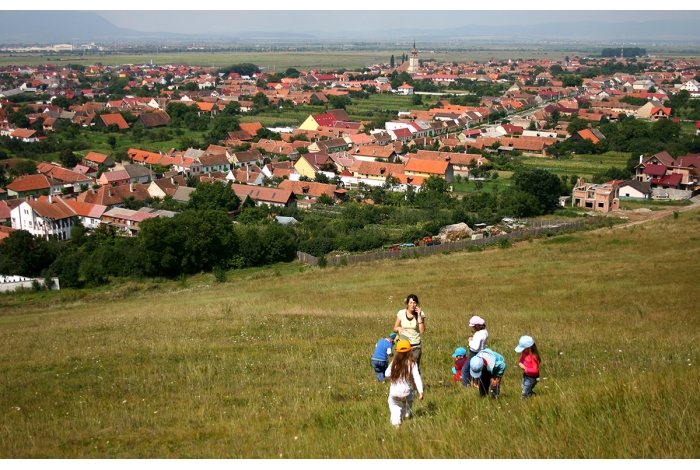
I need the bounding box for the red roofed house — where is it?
[230,184,296,208]
[297,110,349,132]
[278,179,347,204]
[101,207,160,236]
[63,199,108,230]
[6,174,58,198]
[404,158,454,182]
[83,151,115,169]
[10,128,38,142]
[95,113,130,130]
[98,170,130,186]
[10,196,77,240]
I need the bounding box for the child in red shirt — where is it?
[515,335,541,399]
[451,347,468,382]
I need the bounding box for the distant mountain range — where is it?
[1,11,699,44]
[0,11,314,43]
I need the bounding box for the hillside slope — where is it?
[1,208,699,457]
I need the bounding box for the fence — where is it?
[297,221,585,267]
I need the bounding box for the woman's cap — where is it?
[396,340,412,353]
[469,356,484,378]
[469,316,485,327]
[452,347,467,358]
[515,335,535,353]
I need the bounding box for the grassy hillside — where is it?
[1,208,699,458]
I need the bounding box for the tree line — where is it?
[0,169,570,286]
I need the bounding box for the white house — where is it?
[10,197,77,240]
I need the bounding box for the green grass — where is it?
[452,179,512,194]
[1,207,700,457]
[619,198,693,210]
[521,151,632,178]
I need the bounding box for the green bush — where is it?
[213,266,227,283]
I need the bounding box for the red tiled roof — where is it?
[230,184,294,205]
[6,174,51,192]
[311,113,336,127]
[84,152,109,163]
[10,128,37,139]
[239,122,263,135]
[652,173,682,186]
[404,158,450,175]
[98,113,130,130]
[63,199,107,219]
[278,180,336,198]
[643,164,667,176]
[27,197,76,220]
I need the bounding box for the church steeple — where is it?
[408,40,419,74]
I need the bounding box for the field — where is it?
[1,206,699,458]
[520,151,632,179]
[3,43,700,70]
[0,49,591,69]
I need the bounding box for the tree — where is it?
[188,181,241,213]
[411,94,423,106]
[208,115,240,141]
[138,210,238,276]
[390,55,395,68]
[562,75,583,87]
[317,193,334,205]
[107,135,117,149]
[220,101,241,116]
[314,172,330,184]
[179,136,200,151]
[651,119,681,143]
[59,149,79,168]
[566,118,589,135]
[0,230,56,277]
[9,160,37,177]
[260,224,297,264]
[252,92,269,109]
[183,82,198,91]
[549,110,561,127]
[328,95,351,110]
[284,67,300,78]
[512,168,563,214]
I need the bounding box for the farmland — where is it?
[1,206,699,458]
[520,151,633,179]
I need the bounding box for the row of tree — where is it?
[0,169,569,285]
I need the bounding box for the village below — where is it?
[2,43,700,288]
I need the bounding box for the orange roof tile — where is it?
[404,158,450,175]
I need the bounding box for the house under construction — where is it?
[572,177,620,212]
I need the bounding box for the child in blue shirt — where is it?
[371,333,397,382]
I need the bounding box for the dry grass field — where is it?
[1,208,699,458]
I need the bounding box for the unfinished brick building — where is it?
[572,177,620,212]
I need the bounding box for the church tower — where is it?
[408,40,419,74]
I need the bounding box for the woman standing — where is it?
[393,294,426,369]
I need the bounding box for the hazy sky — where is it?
[94,10,700,34]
